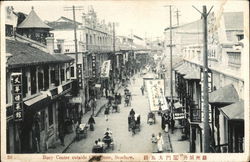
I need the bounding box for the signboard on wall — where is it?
[100,60,111,78]
[92,54,96,78]
[77,64,83,89]
[11,73,23,122]
[145,79,169,112]
[200,68,213,123]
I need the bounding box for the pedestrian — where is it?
[157,132,164,153]
[151,133,157,153]
[129,108,135,117]
[88,115,96,131]
[58,122,65,146]
[104,106,109,121]
[133,77,136,84]
[170,117,175,134]
[103,87,106,97]
[140,86,144,95]
[105,88,108,99]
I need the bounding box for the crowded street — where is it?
[66,71,172,153]
[3,2,247,162]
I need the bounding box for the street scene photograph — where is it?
[1,0,249,160]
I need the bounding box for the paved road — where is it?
[66,73,171,153]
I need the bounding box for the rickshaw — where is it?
[128,114,141,132]
[102,134,114,151]
[76,123,88,140]
[147,111,156,125]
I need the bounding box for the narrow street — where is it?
[66,73,171,153]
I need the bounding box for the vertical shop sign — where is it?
[92,54,96,78]
[11,73,23,122]
[77,64,83,89]
[200,68,213,122]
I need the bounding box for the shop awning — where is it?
[184,69,200,80]
[24,94,49,106]
[175,64,186,72]
[209,84,239,104]
[219,100,244,120]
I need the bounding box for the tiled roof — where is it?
[6,39,73,68]
[209,84,239,104]
[18,8,52,29]
[223,12,243,30]
[219,100,244,120]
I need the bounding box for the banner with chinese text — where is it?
[145,79,169,112]
[100,60,111,78]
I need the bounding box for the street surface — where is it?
[66,73,171,153]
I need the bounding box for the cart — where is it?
[76,123,88,140]
[147,112,156,124]
[128,114,140,132]
[102,136,114,151]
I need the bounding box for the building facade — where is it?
[5,7,75,153]
[169,11,245,153]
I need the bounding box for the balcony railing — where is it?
[86,44,112,52]
[64,42,112,53]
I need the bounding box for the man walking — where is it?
[140,86,144,96]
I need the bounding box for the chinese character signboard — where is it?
[11,73,23,122]
[100,60,111,78]
[92,54,96,78]
[77,64,83,89]
[145,79,169,112]
[200,68,213,122]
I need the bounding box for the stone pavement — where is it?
[168,120,190,153]
[46,95,109,153]
[65,72,174,153]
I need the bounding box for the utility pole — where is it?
[175,9,181,26]
[64,6,84,65]
[164,5,174,132]
[192,5,213,153]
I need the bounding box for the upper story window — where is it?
[237,34,244,41]
[5,25,14,37]
[227,52,241,66]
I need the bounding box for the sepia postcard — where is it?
[1,0,249,161]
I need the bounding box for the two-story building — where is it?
[48,6,113,110]
[173,11,245,153]
[5,7,75,153]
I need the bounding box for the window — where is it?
[48,104,53,126]
[50,69,55,84]
[70,66,75,77]
[61,69,65,82]
[44,66,49,90]
[30,66,37,95]
[228,52,241,66]
[22,72,28,98]
[38,72,44,91]
[40,110,45,131]
[5,24,13,37]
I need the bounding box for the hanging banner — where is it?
[77,64,83,89]
[11,73,23,122]
[92,54,96,78]
[200,68,213,123]
[100,60,111,78]
[145,79,169,112]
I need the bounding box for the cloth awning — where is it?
[219,100,244,120]
[24,94,49,106]
[209,84,239,104]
